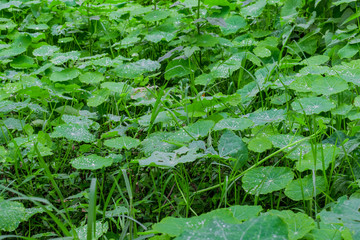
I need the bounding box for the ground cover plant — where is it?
[1,0,360,239]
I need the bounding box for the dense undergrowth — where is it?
[1,0,360,239]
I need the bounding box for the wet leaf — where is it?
[71,154,113,170]
[242,166,294,195]
[285,175,326,201]
[214,117,253,131]
[104,136,140,150]
[51,124,96,143]
[291,97,335,115]
[0,199,26,232]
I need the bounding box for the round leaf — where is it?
[310,76,348,95]
[291,97,335,115]
[50,68,80,82]
[242,166,294,195]
[71,154,113,170]
[248,136,272,153]
[0,199,26,232]
[51,124,95,143]
[143,10,170,22]
[214,117,253,131]
[104,136,140,150]
[285,175,326,201]
[79,72,104,85]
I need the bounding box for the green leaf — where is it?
[71,154,113,170]
[51,51,80,65]
[2,117,25,130]
[51,124,96,143]
[26,24,49,30]
[289,75,318,93]
[221,15,247,35]
[266,210,315,240]
[75,221,108,239]
[50,68,80,82]
[178,215,288,240]
[248,109,286,126]
[194,34,219,47]
[218,130,248,167]
[248,136,273,153]
[79,72,104,85]
[319,196,360,239]
[285,175,326,201]
[101,82,132,95]
[338,44,358,59]
[143,10,170,22]
[291,97,335,115]
[104,136,140,150]
[138,147,204,167]
[300,55,329,66]
[152,208,239,237]
[115,59,160,79]
[229,205,263,221]
[240,0,267,18]
[0,199,26,232]
[242,166,294,195]
[269,134,311,160]
[213,117,253,131]
[165,59,194,80]
[281,0,302,24]
[87,89,110,107]
[309,76,348,95]
[61,115,99,130]
[296,144,339,172]
[253,46,271,58]
[10,55,36,69]
[141,132,178,156]
[306,228,341,240]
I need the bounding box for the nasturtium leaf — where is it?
[218,130,248,165]
[281,0,302,24]
[51,124,95,143]
[26,24,48,30]
[51,51,80,65]
[0,46,26,58]
[138,148,203,167]
[165,59,194,80]
[75,221,108,239]
[338,44,358,59]
[214,117,253,131]
[0,199,26,232]
[240,0,267,18]
[248,136,272,153]
[24,207,46,221]
[71,154,113,170]
[55,105,79,116]
[289,75,318,92]
[2,117,24,130]
[331,104,353,115]
[104,136,140,150]
[143,10,170,22]
[310,76,348,95]
[242,166,294,195]
[269,134,311,160]
[299,65,330,75]
[115,59,160,79]
[296,144,339,172]
[248,109,286,126]
[152,209,237,237]
[353,96,360,107]
[229,205,263,222]
[79,72,104,85]
[331,64,360,86]
[105,206,129,218]
[61,115,99,130]
[300,55,329,66]
[87,88,110,107]
[178,215,288,240]
[186,120,214,138]
[0,19,16,31]
[266,210,315,240]
[306,228,341,240]
[291,97,335,115]
[194,73,215,85]
[10,55,36,69]
[58,37,74,43]
[319,196,360,239]
[285,175,326,201]
[194,34,219,47]
[221,15,246,35]
[101,82,132,95]
[253,46,271,58]
[142,132,177,156]
[50,68,80,82]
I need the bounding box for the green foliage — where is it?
[1,0,360,238]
